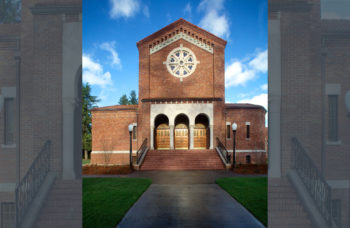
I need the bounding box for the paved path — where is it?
[115,171,265,228]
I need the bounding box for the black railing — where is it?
[292,137,338,227]
[136,138,148,165]
[15,140,51,227]
[216,138,230,164]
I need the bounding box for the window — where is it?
[321,0,350,19]
[246,155,251,164]
[328,95,338,141]
[4,98,14,145]
[246,125,250,138]
[226,125,230,138]
[1,202,15,228]
[132,126,137,140]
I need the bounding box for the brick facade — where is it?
[91,19,267,166]
[268,1,350,227]
[0,0,82,226]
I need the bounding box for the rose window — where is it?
[164,44,199,80]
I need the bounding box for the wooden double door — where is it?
[155,126,208,150]
[174,128,189,149]
[156,128,170,149]
[194,128,208,149]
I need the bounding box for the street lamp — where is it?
[345,91,350,117]
[128,124,133,170]
[232,122,237,169]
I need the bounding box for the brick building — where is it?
[268,0,350,227]
[0,1,82,227]
[91,19,267,169]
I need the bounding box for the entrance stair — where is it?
[140,149,225,170]
[34,179,82,228]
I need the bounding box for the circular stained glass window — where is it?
[164,45,199,79]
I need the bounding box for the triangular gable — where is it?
[137,18,227,55]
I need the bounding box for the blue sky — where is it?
[83,0,267,112]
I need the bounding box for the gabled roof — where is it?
[225,103,266,112]
[136,18,227,47]
[91,104,138,111]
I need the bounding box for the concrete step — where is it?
[35,179,82,228]
[140,149,225,170]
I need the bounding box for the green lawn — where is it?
[216,177,267,226]
[83,178,152,228]
[82,159,90,165]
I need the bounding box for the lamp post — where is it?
[345,91,350,117]
[128,124,133,170]
[232,122,237,169]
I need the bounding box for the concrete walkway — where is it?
[115,171,265,228]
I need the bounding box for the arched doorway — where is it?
[154,114,170,150]
[174,114,189,149]
[194,114,209,149]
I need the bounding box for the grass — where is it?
[82,159,90,165]
[83,178,152,228]
[216,177,267,226]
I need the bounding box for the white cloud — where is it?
[82,54,113,87]
[198,0,229,38]
[100,41,122,68]
[143,5,150,18]
[238,93,268,126]
[166,12,172,22]
[260,83,268,90]
[249,50,267,72]
[225,49,268,87]
[238,93,268,111]
[184,3,192,15]
[109,0,140,18]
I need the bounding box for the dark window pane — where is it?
[4,98,14,145]
[328,95,338,141]
[132,126,137,140]
[246,125,250,138]
[226,125,230,138]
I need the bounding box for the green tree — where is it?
[118,94,129,105]
[0,1,21,24]
[82,83,99,159]
[129,90,138,104]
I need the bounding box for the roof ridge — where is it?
[137,18,227,47]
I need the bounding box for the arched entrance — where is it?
[155,114,170,150]
[194,114,209,149]
[174,114,189,149]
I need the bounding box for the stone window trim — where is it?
[226,122,231,139]
[132,123,137,141]
[163,44,200,81]
[326,84,340,144]
[246,122,250,139]
[0,87,16,148]
[326,140,342,146]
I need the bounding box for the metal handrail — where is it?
[292,137,340,227]
[216,137,230,164]
[15,140,51,227]
[136,138,148,165]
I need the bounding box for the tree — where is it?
[118,94,129,105]
[129,90,138,104]
[0,0,21,23]
[118,90,138,105]
[82,83,99,159]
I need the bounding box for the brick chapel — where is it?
[91,19,267,169]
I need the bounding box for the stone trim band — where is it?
[150,32,214,55]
